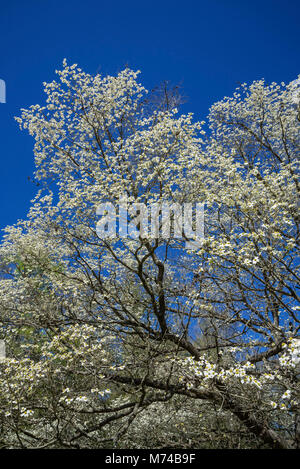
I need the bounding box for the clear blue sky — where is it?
[0,0,299,231]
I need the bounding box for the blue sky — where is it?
[0,0,299,232]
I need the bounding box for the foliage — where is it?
[0,63,299,448]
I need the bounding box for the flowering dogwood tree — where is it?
[0,62,299,448]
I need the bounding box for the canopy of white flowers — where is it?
[0,62,299,448]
